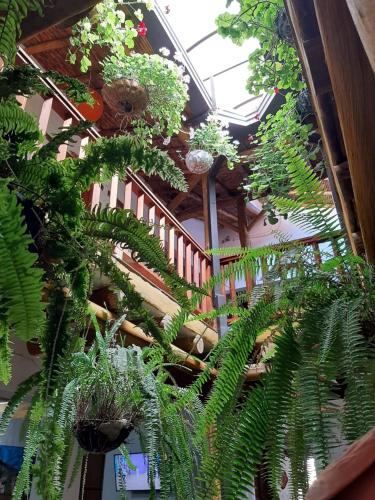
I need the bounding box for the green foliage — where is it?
[0,181,45,341]
[0,65,94,103]
[79,134,188,191]
[270,149,340,236]
[216,0,303,93]
[244,94,321,222]
[0,0,44,65]
[0,322,12,384]
[103,53,189,138]
[188,114,240,168]
[69,0,153,72]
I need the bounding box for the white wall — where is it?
[181,218,205,248]
[248,215,316,248]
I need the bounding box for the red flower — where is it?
[137,21,148,37]
[255,112,260,121]
[274,86,280,94]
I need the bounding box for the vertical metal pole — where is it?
[207,157,228,337]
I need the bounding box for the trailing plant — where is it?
[102,52,189,138]
[188,114,240,169]
[0,65,94,103]
[216,0,304,94]
[68,0,154,72]
[243,94,322,223]
[2,318,206,500]
[0,0,44,65]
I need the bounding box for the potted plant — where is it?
[68,0,154,72]
[186,114,239,174]
[102,52,189,138]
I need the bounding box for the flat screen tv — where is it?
[114,453,160,491]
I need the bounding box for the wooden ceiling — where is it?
[22,20,257,233]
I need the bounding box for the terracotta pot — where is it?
[185,149,214,174]
[73,419,133,453]
[75,89,104,122]
[102,78,149,116]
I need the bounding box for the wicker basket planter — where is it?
[102,78,149,116]
[74,419,133,454]
[185,149,214,175]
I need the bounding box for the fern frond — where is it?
[0,182,45,340]
[84,207,201,302]
[0,98,41,145]
[270,151,340,236]
[0,0,44,64]
[0,370,42,436]
[78,134,187,192]
[0,322,11,384]
[339,299,375,441]
[199,300,275,434]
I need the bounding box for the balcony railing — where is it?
[16,48,212,313]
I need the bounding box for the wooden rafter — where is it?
[168,174,201,211]
[26,38,70,55]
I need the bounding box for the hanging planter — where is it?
[73,419,133,454]
[275,8,294,45]
[102,78,149,116]
[185,149,214,174]
[296,88,313,119]
[102,53,189,137]
[74,89,104,122]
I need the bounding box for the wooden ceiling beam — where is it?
[20,0,101,43]
[26,38,70,55]
[168,174,201,211]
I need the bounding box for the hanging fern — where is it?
[84,206,201,304]
[0,0,44,65]
[0,181,45,341]
[78,134,188,192]
[0,321,11,384]
[270,149,341,237]
[0,98,41,144]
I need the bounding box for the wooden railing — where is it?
[16,48,212,312]
[219,234,341,302]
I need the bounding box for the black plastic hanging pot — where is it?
[296,89,313,119]
[275,8,294,45]
[73,419,133,454]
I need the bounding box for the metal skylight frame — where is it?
[154,1,274,127]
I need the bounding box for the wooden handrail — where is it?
[17,47,212,312]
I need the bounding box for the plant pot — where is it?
[296,89,313,119]
[74,89,104,122]
[102,78,149,116]
[73,419,133,453]
[185,149,214,174]
[275,8,294,45]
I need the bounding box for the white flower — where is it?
[182,74,191,84]
[233,140,240,145]
[159,47,170,57]
[173,51,184,63]
[182,115,187,121]
[189,127,195,139]
[145,0,154,10]
[134,9,143,21]
[163,137,171,145]
[219,118,229,128]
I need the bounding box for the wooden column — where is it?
[314,0,375,263]
[346,0,375,73]
[206,157,228,336]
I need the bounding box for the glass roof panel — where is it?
[156,0,268,122]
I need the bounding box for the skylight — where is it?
[155,0,272,125]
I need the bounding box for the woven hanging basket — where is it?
[102,78,149,116]
[185,149,214,175]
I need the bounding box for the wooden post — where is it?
[346,0,375,73]
[314,0,375,263]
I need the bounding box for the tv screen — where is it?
[114,453,160,491]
